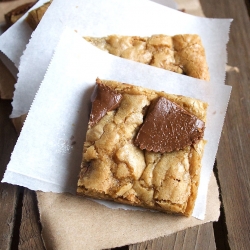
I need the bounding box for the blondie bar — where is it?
[77,79,207,216]
[85,34,210,81]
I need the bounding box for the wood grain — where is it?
[0,100,18,250]
[200,0,250,249]
[0,183,19,250]
[18,189,45,250]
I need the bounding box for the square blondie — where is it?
[77,79,207,216]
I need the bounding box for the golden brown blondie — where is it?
[77,79,207,216]
[85,34,210,81]
[25,2,210,81]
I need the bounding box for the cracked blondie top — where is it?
[85,34,210,81]
[77,79,207,216]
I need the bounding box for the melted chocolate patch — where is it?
[89,83,123,126]
[134,97,205,153]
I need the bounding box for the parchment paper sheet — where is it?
[7,0,231,118]
[0,0,48,67]
[38,173,219,250]
[3,28,231,220]
[0,0,176,75]
[0,0,176,98]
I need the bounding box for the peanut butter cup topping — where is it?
[134,97,205,153]
[89,83,123,126]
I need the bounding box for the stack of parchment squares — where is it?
[0,0,232,249]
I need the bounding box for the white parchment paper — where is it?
[3,29,231,219]
[0,0,176,73]
[0,0,49,68]
[8,0,231,118]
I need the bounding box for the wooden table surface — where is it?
[0,0,250,249]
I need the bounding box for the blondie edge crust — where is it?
[77,79,207,216]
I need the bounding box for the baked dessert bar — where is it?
[77,79,207,216]
[85,34,210,81]
[25,2,210,81]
